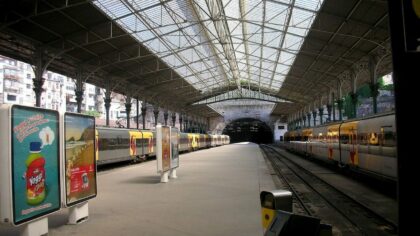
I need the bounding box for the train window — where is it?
[139,138,144,146]
[98,138,108,150]
[359,134,367,145]
[121,138,129,145]
[340,135,349,144]
[368,133,379,146]
[381,127,396,147]
[351,134,357,144]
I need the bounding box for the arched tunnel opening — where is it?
[222,118,273,144]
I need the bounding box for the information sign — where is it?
[11,105,61,225]
[64,113,97,206]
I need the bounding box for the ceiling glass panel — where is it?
[93,0,324,99]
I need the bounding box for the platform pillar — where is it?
[32,49,48,108]
[164,109,169,126]
[312,110,317,126]
[153,106,159,127]
[179,114,183,131]
[74,69,85,113]
[326,104,332,123]
[125,97,132,129]
[336,99,343,121]
[136,98,139,129]
[141,102,147,129]
[307,113,311,128]
[319,107,324,124]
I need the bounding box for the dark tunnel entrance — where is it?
[222,118,273,144]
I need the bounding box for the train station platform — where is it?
[0,143,277,236]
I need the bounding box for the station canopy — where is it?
[94,0,323,92]
[93,0,323,115]
[0,0,391,118]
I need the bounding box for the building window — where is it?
[7,94,17,101]
[278,125,285,130]
[26,84,31,89]
[27,73,31,80]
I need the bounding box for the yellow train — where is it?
[96,127,230,166]
[284,112,396,181]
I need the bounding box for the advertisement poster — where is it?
[11,105,60,225]
[162,126,171,172]
[65,113,97,206]
[170,128,179,169]
[402,0,420,52]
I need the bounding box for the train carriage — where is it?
[283,112,397,181]
[179,132,190,152]
[96,127,230,166]
[355,114,397,179]
[97,127,133,165]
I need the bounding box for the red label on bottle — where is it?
[26,158,45,199]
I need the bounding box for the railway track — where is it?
[260,144,397,236]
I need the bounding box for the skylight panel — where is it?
[262,46,275,59]
[272,0,292,4]
[94,0,324,96]
[284,33,303,51]
[96,0,130,18]
[287,26,308,37]
[289,7,314,27]
[264,29,281,46]
[130,0,157,10]
[276,64,289,74]
[273,74,286,82]
[262,61,274,70]
[295,0,322,11]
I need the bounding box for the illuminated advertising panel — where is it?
[64,113,97,207]
[156,125,171,173]
[170,128,179,169]
[11,105,61,225]
[162,126,171,172]
[402,0,420,52]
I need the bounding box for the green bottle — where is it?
[25,142,46,205]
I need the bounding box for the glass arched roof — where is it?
[93,0,324,95]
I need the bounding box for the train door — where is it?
[302,129,313,156]
[339,122,359,166]
[129,131,137,156]
[327,124,339,161]
[129,130,143,160]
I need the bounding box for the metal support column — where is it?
[164,109,169,126]
[172,112,176,127]
[336,99,343,121]
[153,106,159,127]
[125,96,132,129]
[312,110,317,127]
[136,98,139,129]
[141,102,147,129]
[319,107,324,124]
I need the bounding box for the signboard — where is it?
[156,125,171,173]
[402,0,420,52]
[64,113,97,207]
[170,128,179,169]
[11,105,61,225]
